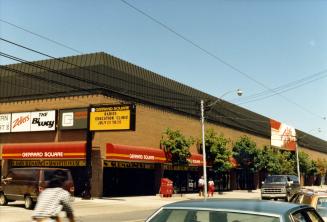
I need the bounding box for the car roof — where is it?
[162,199,311,215]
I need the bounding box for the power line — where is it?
[119,0,325,121]
[0,18,83,54]
[234,69,327,105]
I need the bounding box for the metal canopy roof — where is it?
[0,52,326,153]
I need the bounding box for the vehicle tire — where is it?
[0,192,8,206]
[24,195,34,209]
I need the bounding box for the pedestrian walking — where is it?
[208,178,215,197]
[32,170,76,222]
[198,176,205,196]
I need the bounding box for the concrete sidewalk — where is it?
[75,189,262,205]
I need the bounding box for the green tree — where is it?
[256,146,280,174]
[202,128,232,173]
[256,146,296,175]
[316,158,327,176]
[298,151,312,175]
[278,151,296,175]
[160,128,194,165]
[232,135,258,171]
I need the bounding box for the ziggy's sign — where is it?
[11,110,56,132]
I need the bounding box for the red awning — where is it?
[188,153,203,166]
[2,142,86,159]
[229,156,239,168]
[106,143,167,163]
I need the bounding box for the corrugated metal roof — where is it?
[0,52,326,153]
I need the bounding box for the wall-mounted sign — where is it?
[30,110,56,131]
[90,104,136,131]
[10,160,86,167]
[0,113,11,133]
[104,161,155,169]
[59,108,88,130]
[10,110,56,132]
[11,112,31,132]
[270,119,297,151]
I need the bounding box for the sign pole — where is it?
[83,106,93,199]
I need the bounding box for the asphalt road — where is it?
[0,190,262,222]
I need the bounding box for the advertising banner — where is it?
[0,113,11,133]
[30,110,56,131]
[59,108,88,130]
[270,119,297,151]
[90,104,136,131]
[11,112,31,132]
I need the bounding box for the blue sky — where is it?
[1,0,326,140]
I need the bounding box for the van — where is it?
[0,167,74,209]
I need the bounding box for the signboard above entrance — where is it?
[90,104,136,131]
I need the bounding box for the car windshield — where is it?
[148,209,280,222]
[317,197,327,208]
[265,176,287,183]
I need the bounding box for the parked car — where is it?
[0,167,74,209]
[146,198,324,222]
[291,190,327,221]
[261,175,300,201]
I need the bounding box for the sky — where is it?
[0,0,326,141]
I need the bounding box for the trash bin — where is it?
[159,178,173,197]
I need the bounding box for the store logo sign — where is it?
[11,111,56,132]
[11,112,31,132]
[0,113,11,133]
[62,112,74,127]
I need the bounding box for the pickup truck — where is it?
[261,175,300,201]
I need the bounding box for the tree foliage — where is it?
[160,128,194,165]
[232,135,258,172]
[316,158,327,176]
[256,146,295,175]
[298,151,312,174]
[202,128,232,173]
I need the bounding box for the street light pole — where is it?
[296,143,300,185]
[200,100,207,200]
[296,128,321,186]
[200,89,243,199]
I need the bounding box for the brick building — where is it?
[1,52,326,197]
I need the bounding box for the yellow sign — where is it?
[10,160,86,167]
[89,105,135,131]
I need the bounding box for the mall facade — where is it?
[1,52,326,197]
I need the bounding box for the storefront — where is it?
[2,142,87,196]
[163,153,203,193]
[103,143,203,196]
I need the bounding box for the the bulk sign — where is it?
[11,110,56,132]
[89,104,136,131]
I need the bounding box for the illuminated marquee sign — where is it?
[90,104,136,131]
